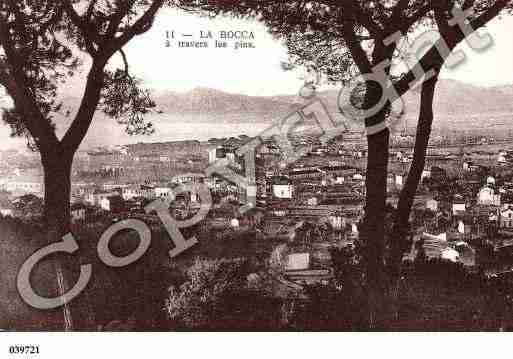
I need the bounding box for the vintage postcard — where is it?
[0,0,513,357]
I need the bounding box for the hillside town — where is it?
[3,3,513,358]
[3,129,513,284]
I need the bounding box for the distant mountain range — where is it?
[149,79,513,127]
[1,79,512,150]
[152,87,295,117]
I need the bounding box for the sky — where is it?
[107,8,304,96]
[3,8,513,100]
[0,8,512,150]
[109,8,513,96]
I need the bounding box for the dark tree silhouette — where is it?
[177,0,513,328]
[388,0,513,287]
[0,0,172,331]
[0,0,167,237]
[176,0,437,329]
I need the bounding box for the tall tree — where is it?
[177,0,512,328]
[388,0,512,285]
[0,0,166,237]
[177,0,436,328]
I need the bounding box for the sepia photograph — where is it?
[1,0,513,354]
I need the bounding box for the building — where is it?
[86,150,126,169]
[154,186,172,198]
[128,140,202,157]
[71,203,87,223]
[0,197,13,217]
[458,220,472,234]
[501,208,513,228]
[86,190,118,207]
[100,195,124,213]
[426,199,439,212]
[171,173,206,185]
[102,183,129,193]
[272,176,294,199]
[452,197,466,216]
[122,186,144,201]
[477,186,501,207]
[286,253,310,271]
[230,218,240,228]
[208,147,225,165]
[307,196,319,206]
[420,232,448,259]
[207,145,245,171]
[353,173,364,181]
[328,211,345,231]
[502,192,513,210]
[140,185,156,199]
[441,248,460,263]
[469,164,488,176]
[3,176,44,196]
[288,165,356,182]
[463,161,474,172]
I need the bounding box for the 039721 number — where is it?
[8,345,40,355]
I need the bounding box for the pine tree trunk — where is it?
[387,76,439,324]
[361,77,391,329]
[41,149,75,330]
[389,76,439,278]
[363,127,390,329]
[42,152,73,236]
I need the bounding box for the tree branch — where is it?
[0,21,59,151]
[104,0,137,40]
[110,0,165,51]
[342,20,373,73]
[392,0,511,100]
[62,0,101,56]
[119,48,129,77]
[60,63,105,153]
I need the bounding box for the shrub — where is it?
[164,257,248,328]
